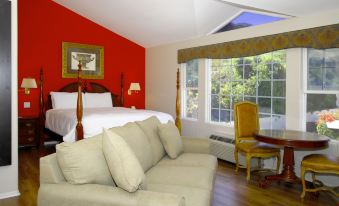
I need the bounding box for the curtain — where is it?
[178,24,339,63]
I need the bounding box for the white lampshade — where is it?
[128,82,141,95]
[21,78,37,94]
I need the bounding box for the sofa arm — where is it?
[181,136,210,154]
[38,183,185,206]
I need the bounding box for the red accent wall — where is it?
[18,0,145,117]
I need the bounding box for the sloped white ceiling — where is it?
[53,0,339,48]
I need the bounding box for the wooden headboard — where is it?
[45,81,122,111]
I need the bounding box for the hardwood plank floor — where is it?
[0,147,337,206]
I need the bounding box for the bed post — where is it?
[120,72,124,106]
[39,68,45,147]
[175,68,182,134]
[76,63,84,140]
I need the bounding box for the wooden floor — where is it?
[0,147,338,206]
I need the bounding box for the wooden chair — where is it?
[300,154,339,199]
[234,101,281,182]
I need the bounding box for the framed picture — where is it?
[62,42,104,79]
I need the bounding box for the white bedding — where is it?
[45,107,174,142]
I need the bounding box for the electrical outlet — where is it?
[24,102,30,108]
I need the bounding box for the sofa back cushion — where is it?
[103,129,146,192]
[158,121,184,159]
[56,136,115,186]
[136,116,165,165]
[109,122,153,172]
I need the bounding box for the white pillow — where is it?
[50,92,79,109]
[102,129,146,192]
[158,121,183,159]
[84,92,113,108]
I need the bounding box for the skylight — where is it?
[215,11,285,33]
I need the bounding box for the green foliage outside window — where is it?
[210,50,286,123]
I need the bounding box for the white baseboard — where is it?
[0,190,20,199]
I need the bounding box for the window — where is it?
[305,48,339,140]
[215,11,285,33]
[208,50,286,129]
[182,59,199,119]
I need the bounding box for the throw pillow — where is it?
[102,129,146,193]
[56,136,115,186]
[158,121,183,159]
[136,116,166,165]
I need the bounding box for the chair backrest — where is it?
[234,101,260,144]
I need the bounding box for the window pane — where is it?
[307,67,323,90]
[211,109,219,122]
[273,63,286,79]
[211,94,219,109]
[259,114,271,129]
[185,89,198,119]
[273,81,285,97]
[272,98,285,115]
[307,48,339,91]
[220,95,231,110]
[243,79,256,96]
[183,59,199,119]
[211,71,220,94]
[220,81,231,95]
[258,98,271,113]
[308,49,323,67]
[325,67,339,90]
[220,110,230,122]
[258,81,271,96]
[186,60,198,88]
[272,115,285,129]
[233,65,243,80]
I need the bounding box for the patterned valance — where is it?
[178,24,339,63]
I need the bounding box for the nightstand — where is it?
[18,116,40,148]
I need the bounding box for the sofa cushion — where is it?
[147,183,211,206]
[158,121,183,159]
[56,136,115,186]
[157,153,217,171]
[146,165,215,191]
[109,122,153,172]
[136,116,165,165]
[103,129,145,192]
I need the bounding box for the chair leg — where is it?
[235,148,239,173]
[276,153,281,174]
[300,166,307,199]
[246,155,251,182]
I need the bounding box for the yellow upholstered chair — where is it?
[234,101,281,182]
[300,154,339,199]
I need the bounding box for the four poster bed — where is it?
[39,64,182,143]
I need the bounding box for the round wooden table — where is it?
[255,130,329,184]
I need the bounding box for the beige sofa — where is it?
[38,118,218,206]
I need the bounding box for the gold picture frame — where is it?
[62,42,104,79]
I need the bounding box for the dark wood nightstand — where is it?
[18,116,40,148]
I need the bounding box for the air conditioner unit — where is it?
[209,134,247,165]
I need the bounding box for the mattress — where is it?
[45,107,174,142]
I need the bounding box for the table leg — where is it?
[264,146,301,184]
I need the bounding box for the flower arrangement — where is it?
[316,110,339,140]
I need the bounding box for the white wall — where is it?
[0,0,19,199]
[146,9,339,138]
